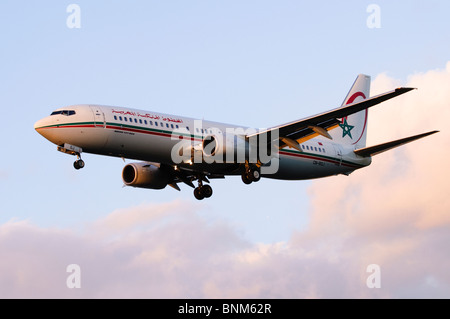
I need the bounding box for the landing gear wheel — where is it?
[250,168,261,182]
[241,173,253,185]
[194,187,205,200]
[241,167,260,184]
[193,184,213,200]
[201,184,213,198]
[74,159,85,170]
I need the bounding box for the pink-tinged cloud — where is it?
[1,64,450,298]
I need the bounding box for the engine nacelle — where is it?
[122,162,170,189]
[202,133,250,163]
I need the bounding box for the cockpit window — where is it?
[50,110,76,116]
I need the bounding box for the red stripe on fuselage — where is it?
[36,124,96,130]
[39,122,203,142]
[279,150,361,169]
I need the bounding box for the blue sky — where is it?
[1,1,450,298]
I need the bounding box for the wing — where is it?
[246,87,415,149]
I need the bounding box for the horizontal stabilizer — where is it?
[354,130,439,157]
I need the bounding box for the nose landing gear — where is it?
[57,143,85,170]
[72,150,85,170]
[73,157,85,170]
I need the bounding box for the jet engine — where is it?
[122,162,170,189]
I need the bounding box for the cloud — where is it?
[0,201,370,298]
[0,201,251,298]
[1,64,450,298]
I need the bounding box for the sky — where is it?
[0,0,449,298]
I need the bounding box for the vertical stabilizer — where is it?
[330,74,371,148]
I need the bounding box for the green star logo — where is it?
[339,118,354,139]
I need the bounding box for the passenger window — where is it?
[114,116,117,120]
[124,117,128,122]
[155,122,158,126]
[119,116,123,121]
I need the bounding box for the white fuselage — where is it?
[34,104,371,180]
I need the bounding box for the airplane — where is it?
[34,74,438,200]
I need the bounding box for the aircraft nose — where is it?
[34,119,43,131]
[34,118,49,133]
[34,116,54,141]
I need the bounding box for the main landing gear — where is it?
[241,166,261,185]
[193,179,213,200]
[192,165,261,200]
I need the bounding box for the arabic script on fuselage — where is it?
[112,109,183,123]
